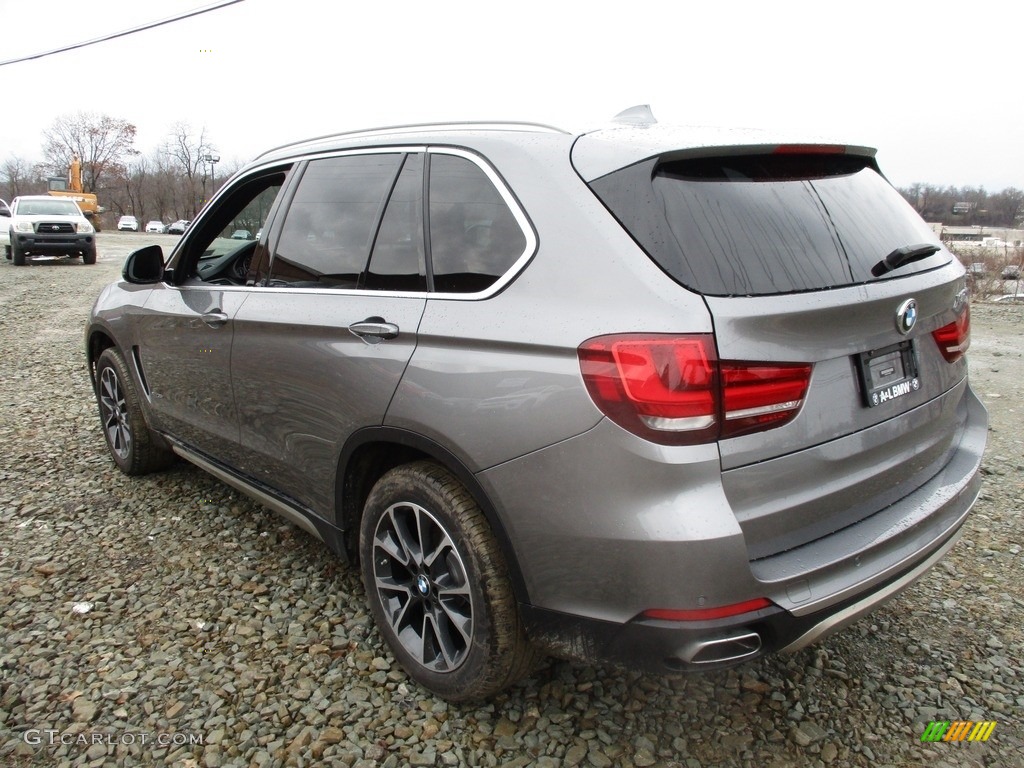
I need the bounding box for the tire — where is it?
[359,461,536,702]
[12,242,25,266]
[94,348,174,475]
[83,247,97,265]
[4,244,10,260]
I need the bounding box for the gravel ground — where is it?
[1,236,1021,768]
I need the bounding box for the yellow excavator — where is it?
[47,155,104,230]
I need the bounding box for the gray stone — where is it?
[791,721,828,746]
[633,747,657,766]
[72,698,98,723]
[409,747,437,766]
[564,744,588,767]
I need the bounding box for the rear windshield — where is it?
[588,154,950,296]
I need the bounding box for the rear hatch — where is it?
[576,130,973,559]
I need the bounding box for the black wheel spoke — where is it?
[421,524,454,570]
[377,511,413,567]
[437,595,473,647]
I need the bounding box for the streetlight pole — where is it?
[201,153,220,207]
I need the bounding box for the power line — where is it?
[0,0,247,67]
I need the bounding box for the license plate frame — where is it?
[856,340,920,408]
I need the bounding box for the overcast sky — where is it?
[2,0,1021,190]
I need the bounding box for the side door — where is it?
[230,152,428,517]
[137,169,291,462]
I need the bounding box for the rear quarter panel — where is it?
[383,136,715,470]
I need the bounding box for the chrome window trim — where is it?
[424,146,537,301]
[170,282,428,301]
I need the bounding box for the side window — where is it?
[428,153,527,293]
[363,154,426,292]
[268,154,402,287]
[184,170,287,285]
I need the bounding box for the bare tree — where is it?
[989,188,1024,229]
[165,122,216,218]
[145,152,177,223]
[41,112,138,193]
[116,155,150,221]
[1,155,46,199]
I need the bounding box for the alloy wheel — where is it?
[371,502,473,672]
[99,366,132,461]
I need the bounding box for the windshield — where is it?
[589,154,951,296]
[16,200,82,217]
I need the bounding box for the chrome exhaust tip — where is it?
[682,631,762,665]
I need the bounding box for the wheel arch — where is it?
[86,328,117,393]
[86,331,169,453]
[336,427,530,604]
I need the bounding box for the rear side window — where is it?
[428,153,527,293]
[590,154,950,296]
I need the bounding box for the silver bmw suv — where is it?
[86,108,987,701]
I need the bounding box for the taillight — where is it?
[578,334,811,445]
[578,335,718,445]
[931,306,970,363]
[720,362,812,438]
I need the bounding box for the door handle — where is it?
[348,318,399,342]
[201,311,229,328]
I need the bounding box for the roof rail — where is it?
[255,120,569,160]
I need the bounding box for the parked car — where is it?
[145,221,167,234]
[117,216,139,232]
[86,110,987,701]
[230,229,252,240]
[6,195,96,265]
[167,220,191,235]
[1000,265,1021,280]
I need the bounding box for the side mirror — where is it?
[123,245,165,284]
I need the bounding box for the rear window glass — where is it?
[589,154,949,296]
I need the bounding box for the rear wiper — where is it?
[871,243,941,277]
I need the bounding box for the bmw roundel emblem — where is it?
[896,298,918,335]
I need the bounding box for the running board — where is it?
[170,444,324,542]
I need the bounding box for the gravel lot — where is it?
[1,234,1021,768]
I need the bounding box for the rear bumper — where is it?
[521,520,964,672]
[482,384,986,672]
